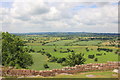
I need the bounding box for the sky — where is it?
[0,0,119,33]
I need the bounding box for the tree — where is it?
[53,49,57,52]
[29,49,35,53]
[57,58,66,63]
[65,53,86,67]
[48,57,58,62]
[44,64,49,69]
[88,55,95,59]
[2,32,33,68]
[45,53,52,58]
[94,58,98,62]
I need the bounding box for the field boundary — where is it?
[1,61,120,77]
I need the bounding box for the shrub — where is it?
[104,53,106,55]
[65,53,86,67]
[45,53,52,58]
[86,47,89,52]
[53,49,57,52]
[88,55,95,59]
[94,58,98,62]
[96,53,102,56]
[61,62,68,66]
[37,50,41,53]
[29,49,35,52]
[97,48,113,52]
[48,57,58,62]
[44,64,49,69]
[57,58,66,63]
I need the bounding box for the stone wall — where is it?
[1,61,120,77]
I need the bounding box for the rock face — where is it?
[1,61,120,77]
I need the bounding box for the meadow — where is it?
[28,45,119,71]
[2,32,119,78]
[19,32,119,71]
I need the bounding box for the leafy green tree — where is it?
[57,58,66,63]
[43,64,49,69]
[2,32,33,68]
[45,53,52,58]
[48,57,58,62]
[65,53,86,67]
[94,58,98,62]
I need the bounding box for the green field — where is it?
[29,53,63,70]
[45,40,75,46]
[71,40,102,46]
[18,33,120,71]
[28,45,119,70]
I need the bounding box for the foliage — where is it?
[45,53,52,58]
[2,32,33,68]
[57,58,66,63]
[43,64,49,69]
[88,55,95,59]
[94,58,98,62]
[97,48,113,52]
[65,53,86,67]
[29,49,35,53]
[115,49,120,55]
[48,57,58,62]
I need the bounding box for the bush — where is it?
[88,55,95,59]
[45,53,52,58]
[104,53,106,55]
[86,47,89,52]
[29,49,35,52]
[96,53,102,56]
[94,58,98,62]
[48,57,58,62]
[44,64,49,69]
[97,48,113,52]
[57,58,66,63]
[37,50,41,53]
[53,49,57,52]
[65,53,86,67]
[61,62,68,66]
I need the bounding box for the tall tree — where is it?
[65,53,86,67]
[2,32,33,68]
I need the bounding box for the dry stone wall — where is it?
[1,61,120,77]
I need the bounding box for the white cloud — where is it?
[1,1,118,33]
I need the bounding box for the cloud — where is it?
[1,1,118,33]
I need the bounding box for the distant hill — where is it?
[11,32,119,37]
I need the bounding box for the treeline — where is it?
[13,32,119,38]
[97,48,113,52]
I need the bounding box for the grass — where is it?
[28,53,63,71]
[71,40,102,46]
[24,70,118,78]
[28,45,119,70]
[45,40,75,46]
[50,71,118,78]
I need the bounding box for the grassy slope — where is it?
[27,37,119,70]
[72,40,102,46]
[28,45,119,70]
[28,53,63,71]
[45,40,75,46]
